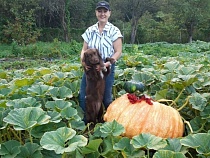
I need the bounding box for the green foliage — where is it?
[1,0,41,45]
[0,41,210,157]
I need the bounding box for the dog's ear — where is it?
[83,52,89,63]
[96,49,104,67]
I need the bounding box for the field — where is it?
[0,41,210,158]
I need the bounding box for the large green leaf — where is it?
[47,111,62,123]
[161,138,187,153]
[0,88,12,98]
[45,100,72,111]
[100,120,125,137]
[155,89,168,100]
[201,105,210,122]
[153,150,186,158]
[0,70,7,79]
[35,68,52,76]
[31,122,65,138]
[27,84,51,96]
[193,75,210,89]
[0,140,21,158]
[61,63,81,72]
[40,127,87,154]
[6,97,41,108]
[3,107,50,130]
[42,74,59,85]
[100,136,121,158]
[132,72,156,85]
[164,61,180,72]
[180,133,210,155]
[63,80,80,97]
[160,73,176,83]
[178,66,196,75]
[189,116,207,133]
[131,133,167,150]
[13,78,34,88]
[189,93,207,111]
[49,86,73,99]
[82,139,103,158]
[113,137,145,157]
[60,106,78,119]
[16,142,42,158]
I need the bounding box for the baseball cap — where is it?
[95,1,110,10]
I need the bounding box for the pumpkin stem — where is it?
[170,88,185,107]
[182,117,194,134]
[157,99,177,107]
[177,96,191,111]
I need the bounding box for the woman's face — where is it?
[95,8,111,23]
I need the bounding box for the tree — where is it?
[169,0,210,43]
[110,0,160,44]
[37,0,70,42]
[0,0,41,44]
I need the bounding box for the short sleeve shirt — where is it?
[82,22,123,61]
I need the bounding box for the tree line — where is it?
[0,0,210,45]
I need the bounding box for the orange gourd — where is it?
[104,93,184,138]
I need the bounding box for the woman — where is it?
[79,1,123,121]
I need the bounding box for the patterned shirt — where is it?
[82,22,123,61]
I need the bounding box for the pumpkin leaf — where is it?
[40,127,87,154]
[100,120,125,137]
[188,116,207,133]
[0,140,21,158]
[113,137,145,157]
[13,78,34,88]
[189,93,207,111]
[0,70,7,79]
[155,89,168,100]
[27,84,51,96]
[36,68,52,76]
[3,107,51,130]
[16,142,42,158]
[180,133,210,155]
[132,72,156,85]
[164,61,180,72]
[101,136,121,158]
[47,111,62,123]
[42,74,59,85]
[153,150,186,158]
[0,88,12,97]
[81,139,103,156]
[6,97,41,108]
[60,106,78,119]
[177,75,198,86]
[49,86,73,99]
[161,138,187,153]
[41,149,61,158]
[200,105,210,122]
[131,133,167,150]
[31,122,65,138]
[23,68,36,75]
[178,66,196,75]
[45,100,72,111]
[63,80,80,97]
[160,73,176,83]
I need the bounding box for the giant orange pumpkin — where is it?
[104,93,184,138]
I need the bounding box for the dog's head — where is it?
[83,49,102,65]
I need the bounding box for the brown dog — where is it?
[82,48,113,125]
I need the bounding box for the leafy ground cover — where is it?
[0,41,210,157]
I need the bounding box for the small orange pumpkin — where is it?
[104,94,184,138]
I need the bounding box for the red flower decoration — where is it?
[127,93,153,105]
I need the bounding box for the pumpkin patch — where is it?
[104,93,184,139]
